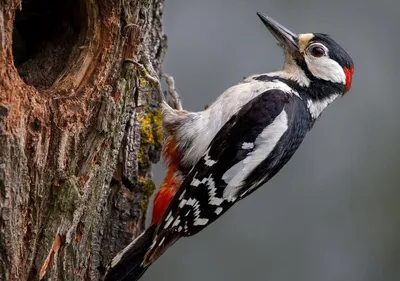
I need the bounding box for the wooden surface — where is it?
[0,0,166,280]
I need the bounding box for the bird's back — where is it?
[177,75,300,167]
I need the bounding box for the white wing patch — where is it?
[172,216,181,227]
[188,176,224,206]
[191,178,202,187]
[242,142,254,150]
[205,177,224,206]
[165,211,172,221]
[204,151,217,166]
[186,198,197,206]
[191,200,209,226]
[178,190,186,200]
[193,218,209,226]
[170,175,226,230]
[164,175,224,232]
[158,237,166,246]
[215,207,223,215]
[222,109,289,201]
[307,94,339,119]
[164,215,174,229]
[179,199,187,208]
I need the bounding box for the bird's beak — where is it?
[257,13,299,52]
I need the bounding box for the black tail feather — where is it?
[103,224,157,281]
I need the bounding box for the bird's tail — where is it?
[103,224,157,281]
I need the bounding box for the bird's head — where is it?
[257,13,354,95]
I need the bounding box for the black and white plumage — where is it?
[152,88,311,236]
[104,13,354,281]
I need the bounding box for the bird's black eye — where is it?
[309,45,326,57]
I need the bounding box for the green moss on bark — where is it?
[138,106,163,170]
[137,176,156,211]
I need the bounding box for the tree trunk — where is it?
[0,0,166,280]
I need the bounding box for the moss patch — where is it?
[138,106,163,169]
[137,176,156,211]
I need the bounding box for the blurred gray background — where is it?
[147,1,400,281]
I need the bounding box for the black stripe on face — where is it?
[253,74,345,101]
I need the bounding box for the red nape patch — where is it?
[344,67,354,93]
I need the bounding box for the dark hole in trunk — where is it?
[12,0,87,89]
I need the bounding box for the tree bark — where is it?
[0,0,166,280]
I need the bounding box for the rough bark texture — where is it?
[0,0,166,280]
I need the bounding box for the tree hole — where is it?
[13,0,87,89]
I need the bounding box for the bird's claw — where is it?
[162,74,183,111]
[124,52,183,110]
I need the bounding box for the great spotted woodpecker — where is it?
[104,13,354,281]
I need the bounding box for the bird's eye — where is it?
[309,45,326,57]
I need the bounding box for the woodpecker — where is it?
[104,13,354,281]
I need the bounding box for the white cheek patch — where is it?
[305,55,346,84]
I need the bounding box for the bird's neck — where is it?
[281,56,311,88]
[277,71,343,119]
[260,59,345,120]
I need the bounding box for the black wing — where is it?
[145,89,298,263]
